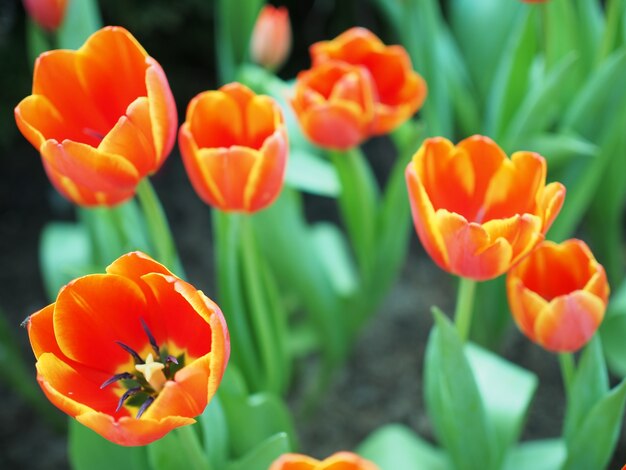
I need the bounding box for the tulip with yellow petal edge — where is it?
[25,251,230,446]
[22,0,68,31]
[179,82,288,213]
[405,135,565,281]
[15,26,177,207]
[311,27,427,136]
[291,61,377,150]
[270,451,379,470]
[507,239,609,352]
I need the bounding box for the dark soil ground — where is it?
[1,138,625,469]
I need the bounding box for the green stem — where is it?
[174,425,212,470]
[454,277,477,342]
[559,352,575,396]
[136,179,182,275]
[212,210,262,390]
[328,148,379,283]
[239,216,284,394]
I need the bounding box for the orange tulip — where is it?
[310,27,427,136]
[22,0,68,31]
[270,452,379,470]
[15,26,177,207]
[507,239,609,352]
[291,61,376,150]
[25,251,230,446]
[405,135,565,281]
[250,5,292,71]
[179,82,288,213]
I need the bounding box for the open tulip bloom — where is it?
[25,252,229,446]
[14,26,177,206]
[405,135,565,281]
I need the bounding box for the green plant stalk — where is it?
[328,148,379,284]
[559,353,575,396]
[239,216,285,395]
[174,425,212,470]
[212,211,262,391]
[454,277,477,342]
[135,179,182,275]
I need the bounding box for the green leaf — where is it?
[26,19,51,65]
[424,309,497,470]
[69,420,148,470]
[563,336,609,443]
[357,424,450,470]
[486,8,536,140]
[600,279,626,377]
[78,207,126,267]
[503,439,566,470]
[465,343,538,464]
[311,223,358,297]
[57,0,102,50]
[561,49,626,135]
[562,379,626,470]
[39,222,94,301]
[199,396,229,470]
[220,391,297,459]
[544,0,579,73]
[503,53,579,151]
[147,426,211,470]
[525,133,597,172]
[226,433,290,470]
[285,149,340,197]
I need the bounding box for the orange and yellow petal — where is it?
[535,291,606,352]
[145,58,178,162]
[77,412,194,447]
[27,304,62,359]
[270,451,379,470]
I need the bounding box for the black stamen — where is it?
[136,396,155,419]
[116,387,141,412]
[166,355,179,365]
[140,318,160,357]
[115,341,144,364]
[100,372,135,389]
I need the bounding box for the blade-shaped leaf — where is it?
[226,433,290,470]
[57,0,102,50]
[503,439,566,470]
[311,223,358,297]
[286,150,340,197]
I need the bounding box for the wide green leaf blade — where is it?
[69,420,148,470]
[357,424,450,470]
[562,379,626,470]
[502,439,566,470]
[286,150,340,197]
[226,433,290,470]
[57,0,102,49]
[424,309,497,470]
[563,336,609,443]
[311,223,358,298]
[601,278,626,377]
[465,343,538,465]
[199,396,229,470]
[147,426,211,470]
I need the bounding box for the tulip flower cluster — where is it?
[8,0,626,469]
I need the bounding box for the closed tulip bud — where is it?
[179,83,288,213]
[22,0,68,31]
[250,5,292,71]
[507,239,609,353]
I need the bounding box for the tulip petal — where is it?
[436,211,513,280]
[53,274,149,370]
[36,352,120,417]
[245,129,288,212]
[189,90,243,149]
[28,304,61,359]
[482,213,543,265]
[538,181,566,232]
[140,274,215,360]
[310,27,383,65]
[99,98,157,176]
[77,412,194,447]
[535,291,605,352]
[41,140,140,195]
[145,59,177,162]
[405,163,448,271]
[15,95,70,149]
[246,95,280,150]
[299,103,367,150]
[506,277,549,339]
[270,453,319,469]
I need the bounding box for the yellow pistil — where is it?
[135,353,167,392]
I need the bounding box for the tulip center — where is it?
[100,319,185,418]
